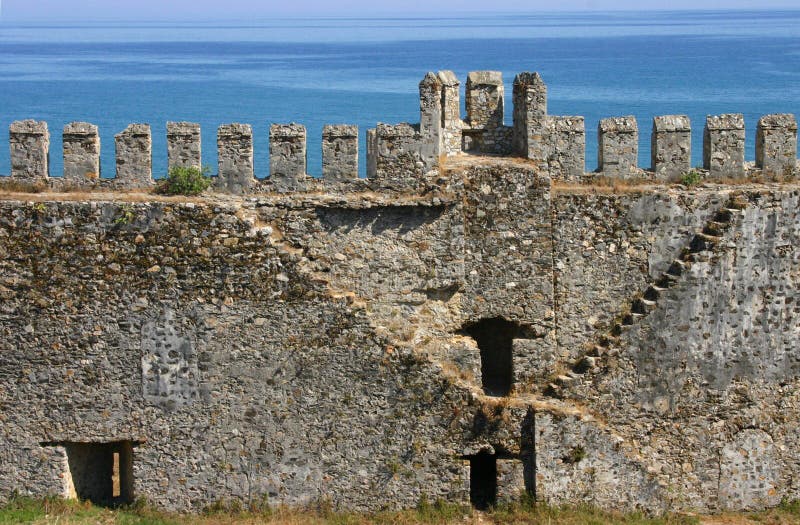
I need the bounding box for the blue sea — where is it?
[0,10,799,178]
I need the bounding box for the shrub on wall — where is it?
[156,166,212,196]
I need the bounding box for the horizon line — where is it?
[2,7,800,24]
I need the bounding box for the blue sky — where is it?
[1,0,798,20]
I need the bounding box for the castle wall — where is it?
[217,123,254,194]
[651,115,691,180]
[704,114,745,179]
[598,116,639,177]
[166,122,202,171]
[270,123,308,191]
[10,120,49,181]
[0,199,476,511]
[756,114,798,178]
[3,71,796,190]
[63,122,100,183]
[115,124,152,188]
[2,68,800,515]
[321,125,358,181]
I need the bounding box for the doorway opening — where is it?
[462,318,520,396]
[57,441,135,506]
[465,450,497,509]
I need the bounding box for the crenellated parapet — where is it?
[652,115,691,180]
[704,114,745,179]
[756,114,797,178]
[167,122,202,171]
[322,125,358,182]
[63,122,100,182]
[10,120,49,181]
[270,123,308,191]
[115,123,152,188]
[598,116,639,178]
[217,123,254,194]
[4,70,799,193]
[511,72,586,180]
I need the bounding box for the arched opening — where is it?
[462,317,520,396]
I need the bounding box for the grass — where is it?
[4,496,799,525]
[3,497,800,525]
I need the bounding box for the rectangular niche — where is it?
[55,441,136,506]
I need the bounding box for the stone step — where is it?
[622,312,643,326]
[689,233,720,253]
[666,259,688,277]
[631,297,657,315]
[587,344,605,356]
[544,383,562,398]
[644,285,667,301]
[657,273,679,289]
[703,221,727,236]
[572,355,597,374]
[715,208,734,223]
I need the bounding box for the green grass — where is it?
[3,496,800,525]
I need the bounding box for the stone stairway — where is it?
[545,193,749,398]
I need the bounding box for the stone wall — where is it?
[322,125,358,182]
[598,116,639,177]
[166,122,202,171]
[217,123,254,194]
[9,120,49,181]
[652,115,691,180]
[63,122,100,183]
[704,114,745,180]
[270,123,308,191]
[2,68,800,516]
[115,124,152,188]
[3,71,796,190]
[2,166,800,513]
[756,114,797,179]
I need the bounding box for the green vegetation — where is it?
[679,170,702,186]
[155,165,213,196]
[3,496,800,525]
[113,203,136,225]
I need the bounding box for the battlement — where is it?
[4,71,798,194]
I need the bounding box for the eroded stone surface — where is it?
[10,120,49,181]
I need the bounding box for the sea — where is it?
[0,10,799,178]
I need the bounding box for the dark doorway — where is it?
[462,318,519,396]
[467,451,497,509]
[60,441,135,506]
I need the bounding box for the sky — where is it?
[1,0,799,20]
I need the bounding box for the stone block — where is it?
[438,70,462,156]
[512,72,548,159]
[719,429,780,510]
[598,116,639,177]
[10,120,50,180]
[512,337,558,390]
[703,114,745,179]
[322,124,358,182]
[166,122,202,171]
[549,116,586,181]
[496,459,529,504]
[63,122,100,182]
[366,128,378,179]
[270,123,307,191]
[114,124,152,187]
[372,123,425,188]
[217,123,254,194]
[652,115,691,180]
[466,71,504,131]
[418,72,443,150]
[756,113,797,178]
